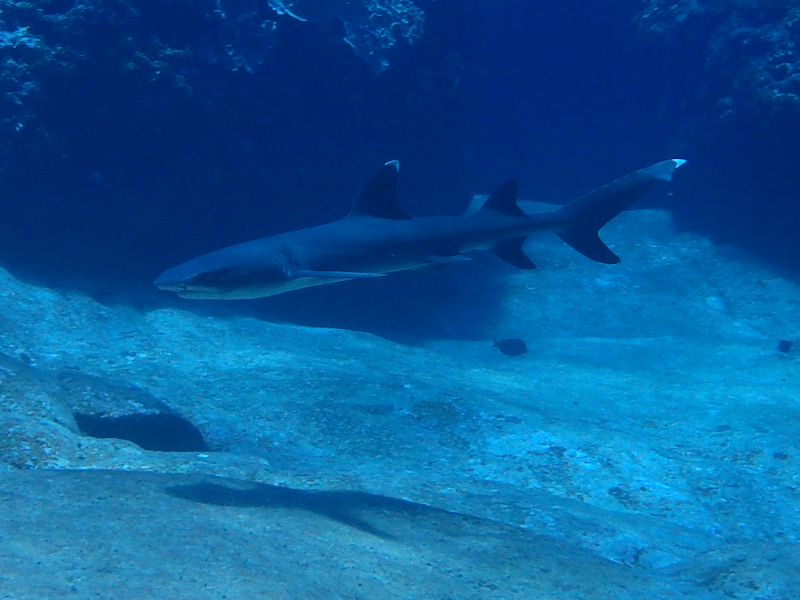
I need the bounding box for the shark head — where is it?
[154,241,303,299]
[154,262,274,300]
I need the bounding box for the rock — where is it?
[0,469,713,600]
[1,207,800,597]
[637,0,800,120]
[268,0,425,71]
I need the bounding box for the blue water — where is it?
[3,0,795,331]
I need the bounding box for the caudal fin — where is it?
[554,159,686,264]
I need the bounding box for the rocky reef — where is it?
[0,0,424,139]
[636,0,800,271]
[637,0,800,121]
[266,0,425,71]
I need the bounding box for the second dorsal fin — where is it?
[480,179,526,218]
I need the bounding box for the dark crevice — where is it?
[74,412,209,452]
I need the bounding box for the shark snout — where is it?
[153,263,203,292]
[154,271,217,298]
[153,271,183,291]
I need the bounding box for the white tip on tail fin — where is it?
[554,158,686,264]
[649,158,688,182]
[657,158,687,181]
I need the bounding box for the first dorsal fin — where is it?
[348,160,411,220]
[480,179,526,218]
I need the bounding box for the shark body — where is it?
[154,159,685,299]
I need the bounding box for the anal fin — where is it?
[492,237,536,269]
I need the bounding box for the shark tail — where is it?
[553,159,686,264]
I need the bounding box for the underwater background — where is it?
[1,0,798,338]
[1,1,799,598]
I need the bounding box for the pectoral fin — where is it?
[292,270,386,279]
[425,254,472,264]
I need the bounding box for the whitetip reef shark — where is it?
[154,159,686,299]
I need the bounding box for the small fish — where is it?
[777,339,793,353]
[493,338,527,356]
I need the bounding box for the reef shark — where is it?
[154,159,686,299]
